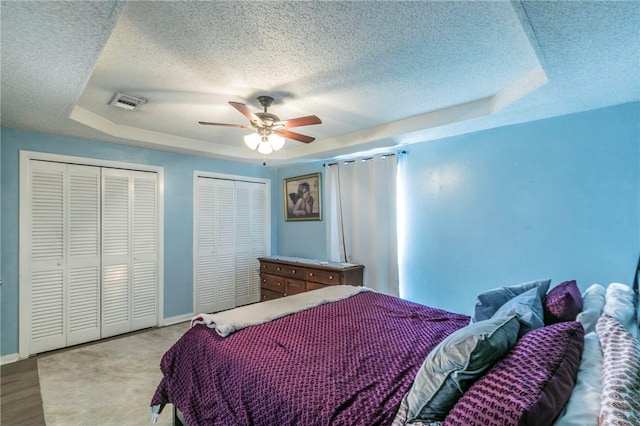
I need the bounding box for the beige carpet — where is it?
[38,323,189,426]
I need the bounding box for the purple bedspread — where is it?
[151,291,469,426]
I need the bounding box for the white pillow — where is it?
[576,284,606,334]
[604,283,637,337]
[552,332,602,426]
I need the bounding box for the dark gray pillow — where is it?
[405,314,521,422]
[471,279,550,323]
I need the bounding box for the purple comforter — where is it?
[151,291,469,426]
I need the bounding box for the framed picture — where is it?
[284,172,322,221]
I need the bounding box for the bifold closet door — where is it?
[195,177,266,313]
[66,165,101,346]
[234,181,266,306]
[28,162,101,354]
[131,171,158,330]
[249,182,267,303]
[101,169,157,338]
[194,178,236,314]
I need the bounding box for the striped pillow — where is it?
[596,314,640,424]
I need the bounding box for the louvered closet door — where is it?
[101,169,158,337]
[235,181,266,306]
[102,168,132,338]
[195,177,217,313]
[195,177,267,312]
[234,182,251,306]
[28,162,101,352]
[215,180,237,311]
[29,161,66,354]
[194,178,236,313]
[131,171,157,329]
[249,182,267,303]
[66,165,101,346]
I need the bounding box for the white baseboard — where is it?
[1,317,191,365]
[1,353,20,365]
[161,313,194,327]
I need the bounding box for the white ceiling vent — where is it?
[110,92,146,110]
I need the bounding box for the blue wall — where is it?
[276,163,327,260]
[0,129,276,356]
[399,102,639,314]
[276,103,639,316]
[2,102,639,356]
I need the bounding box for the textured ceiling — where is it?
[1,1,639,165]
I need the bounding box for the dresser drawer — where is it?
[306,282,328,292]
[261,288,285,301]
[261,273,285,294]
[261,261,305,279]
[286,278,306,296]
[306,268,344,285]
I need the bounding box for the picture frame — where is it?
[284,172,322,221]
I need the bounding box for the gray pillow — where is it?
[491,287,545,336]
[405,314,521,422]
[471,279,550,322]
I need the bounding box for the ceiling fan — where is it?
[199,95,322,154]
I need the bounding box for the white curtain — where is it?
[325,154,399,296]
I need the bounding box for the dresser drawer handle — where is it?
[329,275,333,280]
[277,267,281,271]
[263,279,267,283]
[309,272,314,277]
[277,282,282,286]
[292,269,296,274]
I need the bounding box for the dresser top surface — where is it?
[259,256,363,271]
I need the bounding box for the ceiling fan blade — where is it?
[229,101,264,126]
[278,115,322,128]
[276,129,315,144]
[198,121,253,130]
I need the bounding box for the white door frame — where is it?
[18,150,165,359]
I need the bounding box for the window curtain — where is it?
[325,154,399,296]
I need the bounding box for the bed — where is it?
[151,276,639,426]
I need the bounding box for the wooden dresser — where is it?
[258,256,364,301]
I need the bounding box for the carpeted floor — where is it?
[37,323,189,426]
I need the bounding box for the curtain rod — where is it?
[323,150,407,167]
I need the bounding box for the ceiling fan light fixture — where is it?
[269,134,285,151]
[257,141,273,155]
[244,133,260,150]
[245,129,284,154]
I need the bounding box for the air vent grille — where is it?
[110,92,146,110]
